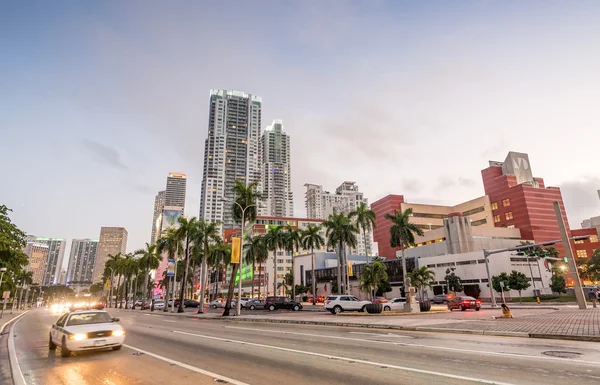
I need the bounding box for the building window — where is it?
[502,199,511,207]
[471,218,487,226]
[576,250,588,259]
[590,235,599,243]
[491,202,498,210]
[277,267,284,271]
[505,212,513,220]
[494,215,501,223]
[574,239,585,244]
[277,259,284,263]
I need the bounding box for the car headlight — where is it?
[70,334,87,341]
[112,329,125,337]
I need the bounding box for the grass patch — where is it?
[509,296,576,303]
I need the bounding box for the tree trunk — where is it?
[291,248,295,301]
[163,276,170,312]
[273,250,278,295]
[124,276,129,309]
[363,228,369,264]
[223,263,240,316]
[116,275,122,308]
[344,245,349,295]
[401,242,408,296]
[251,261,255,299]
[311,248,316,306]
[519,290,522,304]
[199,256,207,313]
[178,239,190,313]
[143,269,150,304]
[336,241,342,295]
[258,262,263,300]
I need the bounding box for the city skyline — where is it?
[3,2,600,255]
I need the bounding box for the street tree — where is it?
[244,234,268,300]
[359,260,388,300]
[323,213,358,294]
[491,272,510,294]
[174,216,199,313]
[348,202,377,263]
[264,226,287,296]
[444,268,463,294]
[283,226,302,299]
[0,205,28,291]
[550,274,567,295]
[585,249,600,282]
[508,270,531,303]
[301,224,325,305]
[409,266,436,301]
[135,243,162,304]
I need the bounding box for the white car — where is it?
[49,310,126,357]
[324,295,371,314]
[153,300,165,310]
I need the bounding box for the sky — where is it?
[2,1,600,266]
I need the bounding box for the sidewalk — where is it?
[0,311,27,385]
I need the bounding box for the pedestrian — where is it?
[494,304,514,319]
[588,289,597,308]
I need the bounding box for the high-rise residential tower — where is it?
[93,227,128,283]
[305,181,374,256]
[67,239,99,285]
[150,190,165,244]
[25,236,67,286]
[199,89,262,230]
[24,241,50,285]
[260,119,294,217]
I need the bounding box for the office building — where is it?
[165,172,187,208]
[305,181,375,256]
[93,227,128,283]
[67,239,99,286]
[150,190,165,244]
[24,241,50,285]
[199,89,262,231]
[372,195,494,259]
[260,119,294,218]
[25,236,66,286]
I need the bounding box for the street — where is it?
[9,308,600,385]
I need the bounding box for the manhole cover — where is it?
[542,351,582,359]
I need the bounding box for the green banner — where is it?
[234,265,254,284]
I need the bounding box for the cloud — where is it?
[82,140,129,172]
[401,178,423,195]
[560,177,600,228]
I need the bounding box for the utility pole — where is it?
[554,201,586,309]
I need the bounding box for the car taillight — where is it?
[476,300,481,304]
[463,300,471,304]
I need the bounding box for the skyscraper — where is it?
[24,241,50,285]
[165,172,187,208]
[150,190,165,244]
[305,181,374,256]
[67,239,99,285]
[93,227,128,283]
[260,119,294,217]
[25,236,66,286]
[199,89,262,230]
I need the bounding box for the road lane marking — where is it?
[173,330,514,385]
[162,320,177,323]
[9,311,30,385]
[222,325,598,365]
[349,332,409,337]
[123,344,251,385]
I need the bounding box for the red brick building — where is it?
[571,228,600,263]
[371,195,405,259]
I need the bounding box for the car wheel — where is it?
[333,306,342,314]
[112,345,122,351]
[361,305,367,312]
[330,310,336,314]
[211,304,217,309]
[49,333,57,350]
[461,306,466,311]
[250,305,256,310]
[384,306,391,311]
[293,305,300,311]
[60,337,71,358]
[476,307,480,311]
[447,305,452,311]
[269,305,276,311]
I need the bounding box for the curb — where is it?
[7,311,29,385]
[207,316,597,342]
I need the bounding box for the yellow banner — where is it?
[231,237,241,264]
[348,261,353,277]
[105,280,111,290]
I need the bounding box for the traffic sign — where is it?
[2,291,10,299]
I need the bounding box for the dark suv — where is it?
[264,296,302,311]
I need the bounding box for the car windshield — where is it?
[67,312,113,326]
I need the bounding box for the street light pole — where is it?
[0,268,7,318]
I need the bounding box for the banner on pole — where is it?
[105,280,111,290]
[167,259,176,277]
[348,261,353,277]
[231,237,241,264]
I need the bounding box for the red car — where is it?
[308,296,326,304]
[448,296,481,311]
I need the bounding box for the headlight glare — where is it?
[112,329,125,337]
[71,333,87,341]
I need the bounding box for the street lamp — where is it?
[221,196,257,316]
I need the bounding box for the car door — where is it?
[52,314,69,343]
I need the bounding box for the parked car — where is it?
[383,297,406,311]
[153,300,166,310]
[372,297,390,304]
[210,300,225,309]
[183,299,200,308]
[264,296,302,311]
[431,293,456,304]
[324,295,371,314]
[133,300,143,308]
[245,299,264,310]
[448,296,481,311]
[308,296,326,304]
[49,310,125,357]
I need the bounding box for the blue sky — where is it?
[2,1,600,262]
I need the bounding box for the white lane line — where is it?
[9,312,30,385]
[222,325,598,365]
[124,344,251,385]
[174,330,514,385]
[349,332,409,338]
[162,320,177,323]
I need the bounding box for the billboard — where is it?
[234,265,254,285]
[167,259,175,277]
[161,207,182,234]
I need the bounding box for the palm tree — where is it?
[284,226,302,300]
[119,253,138,307]
[156,227,180,311]
[192,220,221,313]
[384,208,424,296]
[409,266,436,302]
[104,253,122,307]
[244,235,268,300]
[135,243,162,305]
[349,202,377,263]
[359,260,388,301]
[174,216,198,313]
[208,241,231,300]
[277,272,293,295]
[223,180,259,316]
[264,226,287,296]
[323,213,359,294]
[301,224,325,305]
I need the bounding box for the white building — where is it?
[305,181,374,256]
[26,236,66,286]
[260,119,294,218]
[67,239,99,288]
[199,89,262,232]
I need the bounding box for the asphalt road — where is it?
[11,308,600,385]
